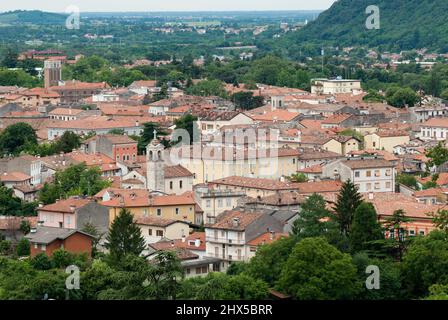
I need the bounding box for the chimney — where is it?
[181,235,186,243]
[232,217,240,228]
[135,120,140,127]
[70,205,76,212]
[270,230,275,240]
[195,238,201,248]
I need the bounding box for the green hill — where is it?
[291,0,448,52]
[0,10,67,25]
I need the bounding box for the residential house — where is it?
[135,216,190,245]
[322,135,361,155]
[26,227,94,257]
[205,209,284,270]
[197,111,254,134]
[419,118,448,141]
[194,184,246,224]
[50,81,110,103]
[38,197,110,233]
[311,79,362,95]
[100,189,198,225]
[364,131,410,153]
[0,172,32,189]
[82,134,138,163]
[322,157,396,193]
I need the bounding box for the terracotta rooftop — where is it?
[421,118,448,128]
[207,210,263,231]
[321,114,353,125]
[247,232,289,246]
[39,197,92,214]
[164,165,194,178]
[365,193,443,220]
[211,176,300,191]
[342,158,396,169]
[49,108,83,116]
[0,216,38,230]
[0,172,31,182]
[135,216,187,227]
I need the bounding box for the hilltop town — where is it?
[0,7,448,302]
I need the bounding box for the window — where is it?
[201,266,207,274]
[409,230,415,237]
[157,208,162,216]
[389,229,395,239]
[386,182,391,189]
[366,183,372,191]
[196,267,202,274]
[386,169,392,176]
[218,199,223,208]
[419,230,425,236]
[374,170,380,177]
[226,198,232,207]
[175,208,180,215]
[206,200,211,208]
[355,171,360,178]
[186,268,190,275]
[366,170,372,177]
[170,181,173,190]
[41,244,46,251]
[374,182,380,190]
[179,180,183,189]
[156,230,164,237]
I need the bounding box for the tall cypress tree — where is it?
[105,208,146,263]
[349,202,384,253]
[333,180,363,235]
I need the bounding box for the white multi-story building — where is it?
[205,209,283,270]
[311,78,362,95]
[419,118,448,141]
[322,157,395,193]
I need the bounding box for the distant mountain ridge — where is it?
[0,10,67,25]
[291,0,448,52]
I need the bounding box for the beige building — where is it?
[135,216,190,245]
[364,131,410,153]
[322,157,395,193]
[197,112,254,134]
[311,78,362,95]
[173,145,301,184]
[323,136,360,155]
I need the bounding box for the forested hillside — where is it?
[290,0,448,52]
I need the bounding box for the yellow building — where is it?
[322,136,360,155]
[173,145,301,184]
[99,189,197,224]
[364,131,410,153]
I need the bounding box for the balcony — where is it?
[206,236,245,245]
[208,253,245,261]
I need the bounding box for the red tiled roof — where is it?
[0,172,31,182]
[247,232,289,246]
[39,198,91,214]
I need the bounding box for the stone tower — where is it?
[146,138,165,192]
[44,60,62,89]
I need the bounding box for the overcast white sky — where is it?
[0,0,337,12]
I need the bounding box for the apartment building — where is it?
[205,209,283,270]
[322,157,395,193]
